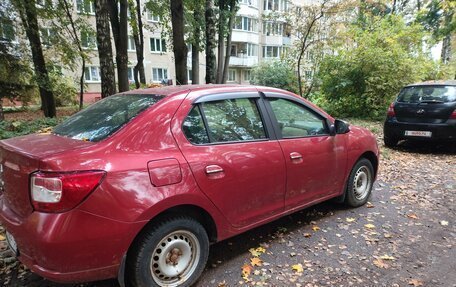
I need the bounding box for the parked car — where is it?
[384,80,456,147]
[0,85,379,287]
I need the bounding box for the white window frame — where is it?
[128,35,136,51]
[81,31,97,50]
[128,67,134,82]
[152,68,168,83]
[246,43,258,56]
[76,0,95,15]
[187,69,193,83]
[84,66,101,82]
[228,69,236,82]
[150,38,167,53]
[264,0,287,11]
[146,11,160,22]
[234,16,257,32]
[40,27,55,46]
[263,45,283,58]
[244,70,252,81]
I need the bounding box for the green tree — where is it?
[251,60,298,93]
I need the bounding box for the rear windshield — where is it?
[53,94,164,142]
[397,86,456,103]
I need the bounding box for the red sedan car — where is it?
[0,85,378,287]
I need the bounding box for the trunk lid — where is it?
[0,134,94,217]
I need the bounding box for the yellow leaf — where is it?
[250,257,263,267]
[366,202,375,208]
[291,263,303,273]
[373,259,389,269]
[408,279,424,286]
[255,247,266,254]
[364,223,376,229]
[346,217,356,223]
[379,254,395,260]
[312,226,320,231]
[0,234,5,241]
[249,248,261,257]
[241,263,253,277]
[303,233,312,238]
[407,213,418,219]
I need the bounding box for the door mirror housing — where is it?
[332,119,350,135]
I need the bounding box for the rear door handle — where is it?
[290,152,302,160]
[205,165,224,174]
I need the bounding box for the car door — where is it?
[172,92,286,228]
[263,93,346,210]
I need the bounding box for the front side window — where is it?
[183,98,267,144]
[268,98,328,137]
[54,94,164,142]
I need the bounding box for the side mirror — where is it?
[334,119,350,134]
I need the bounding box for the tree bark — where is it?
[441,11,453,64]
[216,0,226,83]
[205,0,217,83]
[108,0,129,92]
[129,0,146,89]
[0,100,4,121]
[16,0,56,118]
[171,0,188,85]
[222,0,236,83]
[191,9,201,84]
[95,0,116,98]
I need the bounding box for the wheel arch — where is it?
[358,151,379,177]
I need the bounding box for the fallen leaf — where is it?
[249,248,261,257]
[373,259,389,269]
[312,226,320,231]
[440,220,449,226]
[303,233,312,238]
[346,217,356,223]
[291,263,303,273]
[242,263,253,277]
[384,233,393,238]
[379,254,395,260]
[407,213,418,219]
[364,223,376,229]
[250,257,263,267]
[366,202,375,208]
[256,247,266,254]
[218,281,227,287]
[0,235,5,241]
[408,279,424,286]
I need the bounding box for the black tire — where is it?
[384,135,398,148]
[345,158,374,207]
[127,216,209,287]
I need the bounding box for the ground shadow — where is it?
[394,139,456,155]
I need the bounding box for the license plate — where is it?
[404,130,432,137]
[5,231,18,255]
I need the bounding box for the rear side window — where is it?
[397,86,456,103]
[182,98,267,144]
[268,98,328,138]
[54,94,164,142]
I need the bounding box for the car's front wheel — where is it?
[127,216,209,287]
[345,158,374,207]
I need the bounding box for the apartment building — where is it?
[1,0,304,97]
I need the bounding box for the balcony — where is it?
[229,54,259,67]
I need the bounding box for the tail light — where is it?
[450,110,456,119]
[387,102,395,117]
[31,171,105,213]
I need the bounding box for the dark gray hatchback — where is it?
[384,80,456,147]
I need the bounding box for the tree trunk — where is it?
[108,0,129,92]
[16,0,56,118]
[441,34,452,64]
[205,0,217,83]
[171,0,188,85]
[95,0,116,98]
[129,0,146,89]
[216,0,226,84]
[191,8,201,85]
[222,0,236,83]
[0,100,4,121]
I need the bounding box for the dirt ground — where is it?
[0,121,455,287]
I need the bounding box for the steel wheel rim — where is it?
[353,166,371,200]
[150,230,200,287]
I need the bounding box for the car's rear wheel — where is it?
[127,216,209,287]
[345,158,374,207]
[384,135,398,148]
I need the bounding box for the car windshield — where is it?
[397,85,456,103]
[53,94,164,142]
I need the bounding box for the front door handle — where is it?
[205,165,224,174]
[290,152,303,160]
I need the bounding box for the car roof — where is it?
[405,80,456,87]
[122,84,245,97]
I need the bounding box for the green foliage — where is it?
[48,69,78,107]
[0,117,62,139]
[251,60,299,94]
[317,16,442,119]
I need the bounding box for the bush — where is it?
[317,15,443,119]
[250,60,299,94]
[0,118,62,140]
[49,70,78,107]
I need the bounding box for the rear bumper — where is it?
[0,196,145,284]
[384,118,456,141]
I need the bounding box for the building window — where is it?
[240,0,257,6]
[263,0,287,11]
[263,21,283,36]
[228,69,236,82]
[76,0,95,15]
[304,70,313,80]
[246,43,258,56]
[150,38,167,53]
[234,16,257,32]
[128,35,136,51]
[128,67,134,82]
[84,66,100,82]
[81,31,97,49]
[40,28,56,46]
[187,69,193,83]
[244,70,252,81]
[146,11,160,22]
[152,68,168,82]
[263,45,283,58]
[0,21,16,42]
